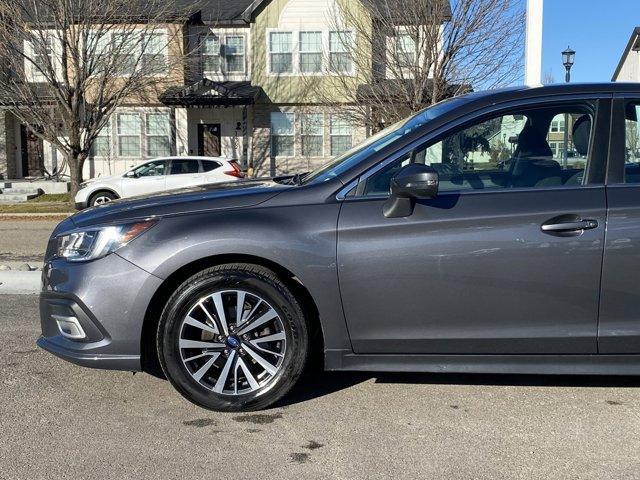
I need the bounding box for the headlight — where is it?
[56,219,158,262]
[78,181,90,190]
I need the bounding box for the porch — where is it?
[161,80,261,170]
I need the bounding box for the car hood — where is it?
[71,179,289,228]
[84,174,122,185]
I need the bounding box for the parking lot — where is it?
[2,220,640,479]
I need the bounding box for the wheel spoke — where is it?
[249,332,286,358]
[198,301,220,332]
[235,357,259,393]
[183,352,216,363]
[214,350,236,393]
[183,315,218,335]
[236,291,246,325]
[211,292,229,335]
[253,332,286,344]
[236,307,278,336]
[179,339,225,350]
[243,343,278,376]
[237,299,262,330]
[192,353,221,382]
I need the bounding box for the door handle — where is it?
[541,217,598,234]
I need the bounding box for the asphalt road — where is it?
[0,220,59,267]
[2,294,640,479]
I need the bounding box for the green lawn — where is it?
[0,193,74,214]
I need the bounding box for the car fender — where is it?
[117,203,353,352]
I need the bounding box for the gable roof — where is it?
[612,27,640,81]
[195,0,256,23]
[240,0,452,23]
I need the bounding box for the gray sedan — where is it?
[38,83,640,411]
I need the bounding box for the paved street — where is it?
[0,219,59,267]
[2,293,640,479]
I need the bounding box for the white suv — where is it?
[75,157,244,209]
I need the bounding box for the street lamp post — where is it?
[562,47,575,168]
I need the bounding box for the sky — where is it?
[541,0,639,83]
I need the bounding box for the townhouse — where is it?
[0,0,450,180]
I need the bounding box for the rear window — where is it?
[170,159,199,175]
[201,160,221,172]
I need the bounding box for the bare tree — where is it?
[0,0,195,195]
[307,0,525,131]
[542,70,556,85]
[626,120,640,161]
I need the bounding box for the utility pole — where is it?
[524,0,543,86]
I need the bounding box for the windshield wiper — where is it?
[273,172,309,186]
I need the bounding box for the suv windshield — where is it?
[302,96,468,185]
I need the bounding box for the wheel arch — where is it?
[88,188,120,203]
[140,253,324,378]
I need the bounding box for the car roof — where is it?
[142,156,232,162]
[456,82,640,105]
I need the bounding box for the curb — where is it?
[0,213,72,217]
[0,271,41,295]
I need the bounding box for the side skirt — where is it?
[324,350,640,376]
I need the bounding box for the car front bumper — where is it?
[37,253,164,371]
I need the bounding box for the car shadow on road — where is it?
[278,370,640,407]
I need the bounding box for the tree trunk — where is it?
[67,151,87,199]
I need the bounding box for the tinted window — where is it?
[625,103,640,183]
[170,159,200,175]
[132,160,166,177]
[362,106,592,196]
[201,160,221,172]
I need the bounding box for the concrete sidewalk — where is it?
[0,271,41,294]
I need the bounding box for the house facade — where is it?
[613,27,640,83]
[0,0,448,180]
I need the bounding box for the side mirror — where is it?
[383,163,439,218]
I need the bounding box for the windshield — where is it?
[302,96,468,185]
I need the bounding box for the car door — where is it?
[165,159,203,190]
[598,96,640,353]
[121,160,168,197]
[337,97,611,355]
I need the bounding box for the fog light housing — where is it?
[53,315,86,340]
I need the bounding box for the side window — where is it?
[625,103,640,183]
[170,159,200,175]
[201,160,221,172]
[132,160,166,177]
[362,106,593,196]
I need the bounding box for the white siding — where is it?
[278,0,343,30]
[615,50,640,82]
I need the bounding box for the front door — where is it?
[20,125,44,177]
[198,124,222,157]
[337,99,610,355]
[121,160,168,197]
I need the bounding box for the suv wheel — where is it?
[89,191,117,206]
[157,264,309,412]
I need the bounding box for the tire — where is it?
[157,263,309,412]
[89,191,117,207]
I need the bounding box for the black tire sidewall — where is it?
[158,267,308,411]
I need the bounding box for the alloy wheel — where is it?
[178,289,286,395]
